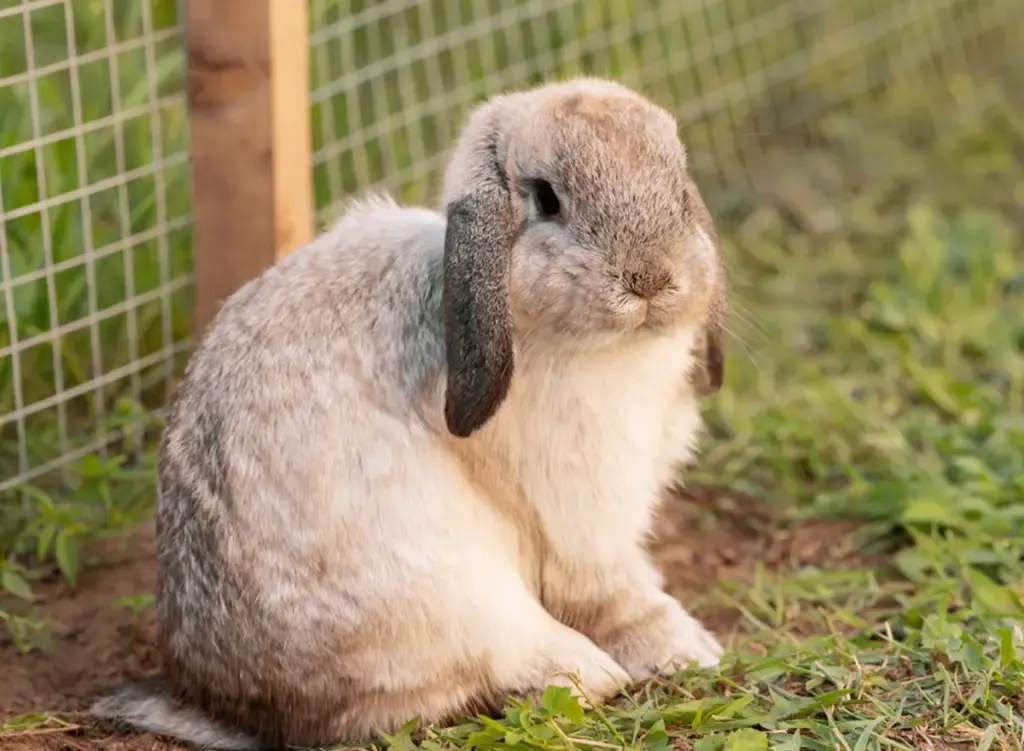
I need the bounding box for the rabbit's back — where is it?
[159,193,465,582]
[151,196,508,744]
[194,196,448,414]
[158,194,456,560]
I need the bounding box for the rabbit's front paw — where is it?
[536,627,630,704]
[602,599,723,682]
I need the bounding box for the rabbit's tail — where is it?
[90,677,264,750]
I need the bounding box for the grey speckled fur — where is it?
[90,77,729,750]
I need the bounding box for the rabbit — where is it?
[90,76,728,750]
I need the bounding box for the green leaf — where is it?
[77,453,106,479]
[853,717,886,751]
[2,568,33,600]
[540,684,584,724]
[998,627,1018,667]
[379,715,420,751]
[504,730,525,745]
[718,694,756,719]
[525,723,554,741]
[694,735,726,751]
[16,484,55,513]
[54,529,80,587]
[774,732,804,751]
[968,568,1024,619]
[644,718,672,751]
[35,524,57,563]
[977,724,999,751]
[900,497,956,526]
[464,727,505,751]
[540,684,570,713]
[1,713,51,731]
[724,728,769,750]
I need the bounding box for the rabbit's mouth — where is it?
[621,286,689,333]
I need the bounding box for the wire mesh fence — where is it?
[0,0,191,496]
[1,0,1020,498]
[307,0,1020,218]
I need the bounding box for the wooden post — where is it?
[185,0,314,332]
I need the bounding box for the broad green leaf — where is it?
[54,530,80,587]
[2,568,33,600]
[724,728,769,750]
[968,569,1024,619]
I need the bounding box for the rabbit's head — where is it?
[441,78,726,438]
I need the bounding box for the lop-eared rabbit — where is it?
[92,77,729,750]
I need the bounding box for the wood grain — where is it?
[185,0,313,332]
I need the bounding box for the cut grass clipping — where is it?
[3,9,1024,751]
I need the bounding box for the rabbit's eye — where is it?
[532,179,561,219]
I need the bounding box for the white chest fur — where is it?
[467,327,703,566]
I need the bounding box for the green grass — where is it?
[3,0,1024,748]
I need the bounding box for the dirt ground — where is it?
[0,487,861,750]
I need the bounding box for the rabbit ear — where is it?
[442,143,521,438]
[687,192,727,397]
[694,308,726,397]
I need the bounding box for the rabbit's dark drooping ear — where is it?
[683,178,726,397]
[442,141,520,438]
[694,313,725,397]
[693,268,727,396]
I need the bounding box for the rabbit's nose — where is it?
[624,268,671,300]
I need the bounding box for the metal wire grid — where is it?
[1,0,1019,497]
[308,0,1019,220]
[0,0,192,494]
